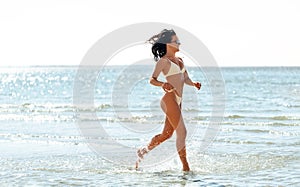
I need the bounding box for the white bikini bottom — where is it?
[174,94,182,105]
[166,88,182,105]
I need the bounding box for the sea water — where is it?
[0,66,299,186]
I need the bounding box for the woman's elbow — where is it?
[150,77,158,85]
[184,77,189,84]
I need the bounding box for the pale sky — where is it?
[0,0,300,67]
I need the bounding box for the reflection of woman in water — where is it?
[136,29,201,171]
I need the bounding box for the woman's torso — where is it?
[162,57,185,97]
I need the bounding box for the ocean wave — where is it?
[269,130,300,137]
[214,139,276,145]
[189,152,296,175]
[0,103,111,112]
[270,116,295,120]
[0,133,85,146]
[227,115,244,119]
[0,103,114,122]
[222,121,300,127]
[225,114,300,121]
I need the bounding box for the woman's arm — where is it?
[184,71,201,90]
[149,58,165,86]
[179,58,201,90]
[149,58,174,91]
[183,71,194,86]
[150,77,164,87]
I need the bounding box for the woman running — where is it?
[136,29,201,171]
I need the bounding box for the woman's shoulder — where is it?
[157,57,169,65]
[176,57,185,68]
[177,57,184,63]
[153,57,169,70]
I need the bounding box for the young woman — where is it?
[136,29,201,171]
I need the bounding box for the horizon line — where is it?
[0,65,299,68]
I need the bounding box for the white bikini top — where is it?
[163,59,186,77]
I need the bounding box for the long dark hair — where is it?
[147,29,176,61]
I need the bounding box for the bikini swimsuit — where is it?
[164,59,186,77]
[163,59,186,105]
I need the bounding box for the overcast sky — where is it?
[0,0,300,67]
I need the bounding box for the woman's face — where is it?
[167,35,181,53]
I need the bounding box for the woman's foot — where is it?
[135,146,149,169]
[178,147,190,171]
[137,146,149,159]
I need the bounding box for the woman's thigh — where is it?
[160,93,183,130]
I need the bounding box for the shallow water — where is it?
[0,66,299,186]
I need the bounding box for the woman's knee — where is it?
[177,132,187,140]
[152,131,173,142]
[164,130,173,139]
[176,124,187,139]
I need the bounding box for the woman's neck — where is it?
[165,51,176,58]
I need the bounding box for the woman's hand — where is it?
[162,82,175,92]
[194,82,201,90]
